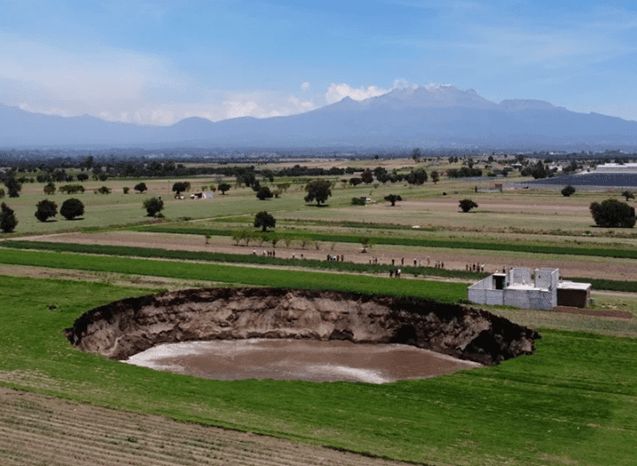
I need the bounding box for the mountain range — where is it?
[2,85,636,149]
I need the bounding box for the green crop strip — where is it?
[2,240,487,281]
[130,225,637,259]
[0,275,635,465]
[0,248,467,302]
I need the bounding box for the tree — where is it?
[384,194,402,206]
[411,148,422,162]
[590,199,635,228]
[561,185,576,197]
[530,161,547,179]
[134,182,148,193]
[35,199,58,222]
[60,198,85,220]
[95,186,111,194]
[459,199,478,212]
[304,180,332,206]
[172,182,190,196]
[622,190,634,201]
[5,176,21,198]
[0,203,17,232]
[123,187,130,194]
[43,182,56,195]
[143,197,164,217]
[218,183,231,195]
[406,168,428,185]
[254,211,275,232]
[361,170,374,184]
[256,186,273,200]
[430,170,440,184]
[0,188,4,198]
[76,173,89,182]
[349,177,363,186]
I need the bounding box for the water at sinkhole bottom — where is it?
[124,339,481,384]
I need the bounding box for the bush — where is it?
[35,199,58,222]
[143,197,164,217]
[0,202,17,232]
[351,197,366,206]
[590,199,635,228]
[60,198,84,220]
[0,188,5,198]
[459,199,478,212]
[95,186,111,194]
[59,184,85,194]
[561,185,576,197]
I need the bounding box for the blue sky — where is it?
[2,0,637,124]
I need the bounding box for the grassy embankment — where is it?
[0,274,635,466]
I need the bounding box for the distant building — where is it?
[468,268,591,311]
[595,163,637,174]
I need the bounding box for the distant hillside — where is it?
[2,85,637,149]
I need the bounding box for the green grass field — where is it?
[0,275,635,466]
[2,160,636,465]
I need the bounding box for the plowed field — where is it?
[0,387,411,466]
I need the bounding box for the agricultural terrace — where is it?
[1,157,636,465]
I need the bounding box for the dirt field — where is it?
[0,387,412,466]
[25,230,637,281]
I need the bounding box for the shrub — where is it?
[590,199,636,228]
[59,184,85,194]
[60,198,84,220]
[0,188,5,198]
[351,197,366,206]
[123,187,130,194]
[95,186,111,194]
[0,202,18,232]
[459,199,478,212]
[561,185,576,197]
[35,199,58,222]
[143,197,164,217]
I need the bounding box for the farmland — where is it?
[1,157,636,465]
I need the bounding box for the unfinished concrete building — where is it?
[468,268,591,311]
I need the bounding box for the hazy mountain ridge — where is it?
[2,85,637,148]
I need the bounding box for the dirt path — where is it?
[20,231,637,281]
[0,386,414,466]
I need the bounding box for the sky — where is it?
[2,0,637,125]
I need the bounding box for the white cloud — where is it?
[325,83,390,104]
[301,81,311,91]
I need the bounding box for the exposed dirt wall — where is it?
[64,288,540,366]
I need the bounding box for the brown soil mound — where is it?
[64,288,540,366]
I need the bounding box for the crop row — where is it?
[0,247,468,302]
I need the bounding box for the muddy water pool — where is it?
[124,339,480,384]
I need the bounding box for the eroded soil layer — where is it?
[65,288,539,365]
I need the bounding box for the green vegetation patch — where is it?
[0,248,467,302]
[2,240,486,282]
[0,275,635,465]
